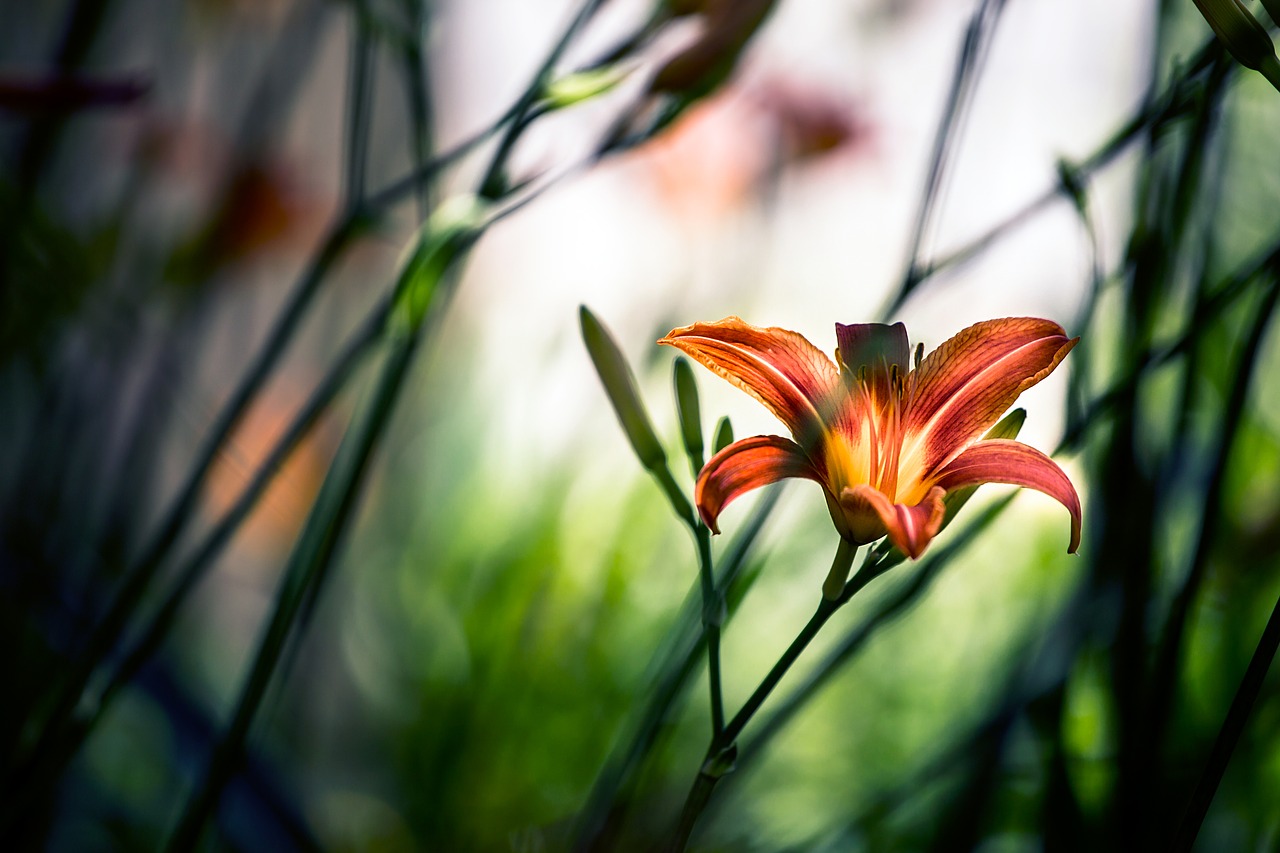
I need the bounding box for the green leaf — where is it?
[391,196,488,336]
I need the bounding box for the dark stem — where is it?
[886,0,1008,317]
[162,332,422,852]
[1171,593,1280,851]
[697,523,726,736]
[666,772,719,853]
[667,541,857,851]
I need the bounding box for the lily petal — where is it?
[904,318,1076,473]
[933,438,1082,553]
[696,435,822,533]
[660,317,840,447]
[840,483,946,558]
[835,322,910,383]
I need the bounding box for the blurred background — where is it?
[2,0,1279,849]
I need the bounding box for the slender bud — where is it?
[1192,0,1280,91]
[672,357,704,471]
[711,416,734,455]
[541,65,629,110]
[581,306,668,471]
[391,196,487,337]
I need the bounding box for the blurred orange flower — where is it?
[660,317,1082,558]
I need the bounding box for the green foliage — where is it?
[3,1,1280,851]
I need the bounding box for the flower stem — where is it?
[697,522,726,736]
[822,537,856,600]
[666,770,720,853]
[1172,592,1280,850]
[652,465,725,737]
[668,539,858,850]
[722,590,842,747]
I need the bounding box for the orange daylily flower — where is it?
[659,317,1082,559]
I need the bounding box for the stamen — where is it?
[856,376,880,488]
[914,342,923,370]
[879,386,903,498]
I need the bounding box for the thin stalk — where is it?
[885,37,1218,319]
[0,294,394,822]
[161,1,614,842]
[697,523,725,736]
[1150,273,1280,825]
[163,329,424,852]
[399,0,437,219]
[344,3,375,207]
[11,0,555,794]
[650,465,725,735]
[127,299,389,674]
[667,773,719,853]
[745,495,1015,757]
[477,0,611,200]
[1058,231,1280,455]
[1171,593,1280,851]
[10,0,391,793]
[1144,60,1240,757]
[887,0,1008,316]
[724,540,867,747]
[572,488,781,852]
[667,540,858,852]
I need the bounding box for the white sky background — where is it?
[414,0,1154,528]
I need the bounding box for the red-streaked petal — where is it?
[696,435,823,534]
[904,318,1076,473]
[660,317,840,444]
[840,484,946,558]
[933,439,1082,553]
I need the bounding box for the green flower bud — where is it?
[541,65,630,110]
[673,356,704,470]
[391,196,487,337]
[581,306,668,471]
[1192,0,1280,91]
[712,415,734,455]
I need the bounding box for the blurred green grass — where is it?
[2,0,1279,850]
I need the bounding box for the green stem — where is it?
[399,0,437,219]
[1148,273,1279,775]
[163,330,422,852]
[696,523,725,736]
[1171,592,1280,850]
[0,294,394,822]
[344,3,375,206]
[477,0,609,200]
[745,495,1015,759]
[666,771,719,853]
[571,488,781,852]
[822,537,856,600]
[668,540,858,851]
[883,35,1217,319]
[651,466,724,735]
[722,590,842,748]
